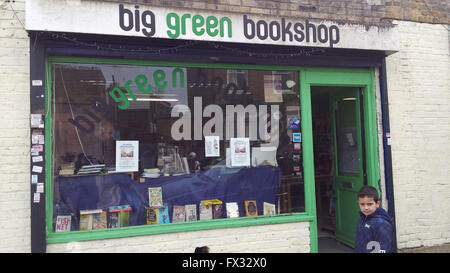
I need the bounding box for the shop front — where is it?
[26,0,398,253]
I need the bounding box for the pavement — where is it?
[317,227,450,253]
[318,236,354,253]
[398,243,450,253]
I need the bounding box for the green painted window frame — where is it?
[45,56,379,254]
[44,56,315,245]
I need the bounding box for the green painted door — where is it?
[331,88,365,248]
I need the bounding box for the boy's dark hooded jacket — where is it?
[354,207,395,253]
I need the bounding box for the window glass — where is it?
[336,99,359,174]
[51,62,304,233]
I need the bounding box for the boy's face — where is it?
[358,196,380,217]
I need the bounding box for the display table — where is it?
[55,166,281,230]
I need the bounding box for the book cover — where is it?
[146,208,158,225]
[226,202,239,218]
[158,206,170,224]
[245,200,258,217]
[120,210,130,227]
[185,204,197,222]
[108,205,132,227]
[55,215,71,232]
[199,202,212,220]
[263,202,276,216]
[79,209,102,230]
[213,204,223,219]
[107,211,120,228]
[172,205,185,223]
[201,199,222,205]
[148,187,163,208]
[92,211,107,229]
[79,214,92,231]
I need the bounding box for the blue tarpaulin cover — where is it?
[55,166,281,230]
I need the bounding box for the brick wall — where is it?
[385,20,450,249]
[101,0,450,25]
[47,222,311,253]
[0,0,30,253]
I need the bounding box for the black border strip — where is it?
[30,32,47,253]
[380,56,397,252]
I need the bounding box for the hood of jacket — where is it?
[359,207,393,224]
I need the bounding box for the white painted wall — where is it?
[386,20,450,249]
[47,222,311,253]
[0,0,30,253]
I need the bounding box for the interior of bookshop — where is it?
[50,62,306,232]
[311,88,336,237]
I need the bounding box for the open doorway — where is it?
[312,86,359,253]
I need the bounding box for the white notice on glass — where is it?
[32,165,43,173]
[116,141,139,172]
[230,138,250,167]
[30,114,44,128]
[36,183,44,193]
[205,136,220,157]
[33,193,40,203]
[32,156,43,163]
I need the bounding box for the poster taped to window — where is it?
[116,141,139,172]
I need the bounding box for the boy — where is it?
[354,185,395,253]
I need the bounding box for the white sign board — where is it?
[26,0,399,52]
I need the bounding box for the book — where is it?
[263,202,276,216]
[198,199,223,219]
[213,203,223,219]
[108,205,132,227]
[226,202,239,218]
[201,199,222,205]
[148,187,163,208]
[245,200,258,217]
[79,209,102,230]
[185,204,197,222]
[79,214,91,231]
[199,202,213,220]
[59,163,75,176]
[146,208,158,225]
[121,212,130,227]
[55,215,71,232]
[76,164,105,175]
[119,206,131,227]
[158,206,170,224]
[107,210,120,228]
[172,205,185,223]
[92,211,107,229]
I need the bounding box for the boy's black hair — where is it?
[357,185,379,202]
[194,246,210,253]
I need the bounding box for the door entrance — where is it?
[312,86,366,252]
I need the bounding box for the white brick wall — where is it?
[386,20,450,249]
[0,0,30,253]
[1,0,448,253]
[47,222,311,253]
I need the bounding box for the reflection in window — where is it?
[51,62,304,233]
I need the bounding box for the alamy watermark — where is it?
[171,96,280,147]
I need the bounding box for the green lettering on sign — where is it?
[165,12,232,39]
[108,68,185,110]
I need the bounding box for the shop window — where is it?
[50,61,304,233]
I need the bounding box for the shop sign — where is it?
[26,0,398,51]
